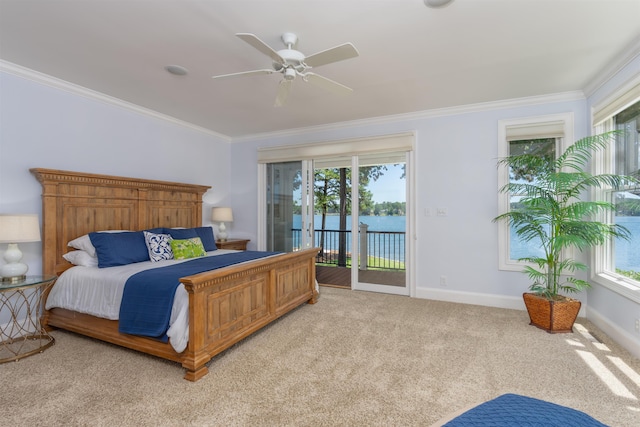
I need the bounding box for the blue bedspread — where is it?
[118,251,279,340]
[443,393,607,427]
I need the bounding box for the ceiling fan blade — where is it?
[236,33,285,64]
[304,43,359,68]
[212,69,275,79]
[274,79,293,107]
[304,72,353,95]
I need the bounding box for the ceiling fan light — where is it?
[284,68,296,81]
[424,0,454,8]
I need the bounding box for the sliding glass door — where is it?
[258,133,415,296]
[310,152,410,294]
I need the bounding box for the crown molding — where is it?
[0,60,231,142]
[232,90,585,143]
[583,36,640,98]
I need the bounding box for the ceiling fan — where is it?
[212,32,359,106]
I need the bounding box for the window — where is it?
[593,94,640,302]
[507,138,555,261]
[497,113,573,271]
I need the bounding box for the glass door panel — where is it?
[352,153,408,295]
[312,157,352,287]
[265,161,313,252]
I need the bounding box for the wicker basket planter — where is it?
[523,293,581,333]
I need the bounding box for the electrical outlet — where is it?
[635,318,640,333]
[440,275,447,287]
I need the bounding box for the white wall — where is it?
[0,70,232,277]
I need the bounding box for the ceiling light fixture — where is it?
[424,0,454,8]
[165,65,188,76]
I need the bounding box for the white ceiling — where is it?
[1,0,640,140]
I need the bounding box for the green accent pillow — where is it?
[170,237,206,260]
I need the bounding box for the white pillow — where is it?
[143,231,174,262]
[63,250,99,267]
[68,230,128,257]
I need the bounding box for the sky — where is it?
[367,163,406,203]
[297,163,406,204]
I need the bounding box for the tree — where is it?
[314,165,389,265]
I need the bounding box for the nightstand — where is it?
[0,275,57,363]
[215,239,249,251]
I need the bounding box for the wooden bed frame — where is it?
[31,168,319,381]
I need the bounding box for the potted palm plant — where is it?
[494,131,637,333]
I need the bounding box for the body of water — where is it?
[296,214,640,271]
[613,217,640,271]
[294,214,406,261]
[511,216,640,272]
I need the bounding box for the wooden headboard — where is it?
[30,168,211,276]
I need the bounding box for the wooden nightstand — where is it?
[215,239,249,250]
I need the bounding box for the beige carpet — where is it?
[1,287,639,426]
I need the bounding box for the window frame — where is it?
[497,113,574,271]
[591,81,640,304]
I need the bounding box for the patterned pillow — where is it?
[143,231,174,262]
[170,237,206,260]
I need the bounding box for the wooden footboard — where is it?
[181,247,319,381]
[44,248,318,381]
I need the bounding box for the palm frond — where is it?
[493,130,637,297]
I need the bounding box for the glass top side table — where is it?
[0,275,57,363]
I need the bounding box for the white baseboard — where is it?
[415,287,525,311]
[414,287,587,317]
[587,307,640,359]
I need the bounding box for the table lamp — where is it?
[211,207,233,242]
[0,214,41,283]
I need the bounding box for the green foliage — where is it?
[314,166,388,216]
[617,268,640,281]
[493,131,639,298]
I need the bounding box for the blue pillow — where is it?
[193,226,217,251]
[89,231,150,268]
[144,227,166,235]
[164,228,199,240]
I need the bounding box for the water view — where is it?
[614,217,640,271]
[297,214,640,272]
[511,216,640,272]
[293,214,406,262]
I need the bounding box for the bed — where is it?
[31,168,319,382]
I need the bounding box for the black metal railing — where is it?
[292,228,405,271]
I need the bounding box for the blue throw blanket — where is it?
[443,394,607,427]
[119,251,279,340]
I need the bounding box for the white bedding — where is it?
[46,249,241,353]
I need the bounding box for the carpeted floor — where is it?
[1,287,639,426]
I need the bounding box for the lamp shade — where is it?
[0,214,41,243]
[211,207,233,223]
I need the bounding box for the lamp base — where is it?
[218,222,228,242]
[2,243,29,282]
[1,275,26,284]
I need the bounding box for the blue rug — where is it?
[442,393,608,427]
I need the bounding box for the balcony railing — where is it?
[292,227,405,271]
